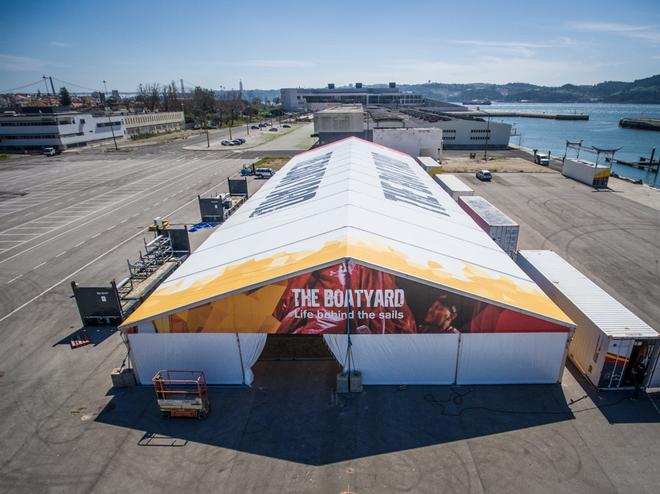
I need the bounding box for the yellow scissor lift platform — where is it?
[152,370,210,419]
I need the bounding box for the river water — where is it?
[478,103,660,187]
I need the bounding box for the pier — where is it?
[619,118,660,131]
[457,110,589,120]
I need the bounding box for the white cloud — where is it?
[372,56,608,86]
[243,59,314,68]
[50,41,73,48]
[448,37,575,58]
[0,54,50,72]
[566,21,660,42]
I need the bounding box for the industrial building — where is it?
[120,137,574,386]
[282,82,426,112]
[123,111,185,138]
[0,108,185,152]
[0,107,123,152]
[313,105,511,150]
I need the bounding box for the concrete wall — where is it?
[314,109,364,133]
[434,119,510,149]
[373,128,443,160]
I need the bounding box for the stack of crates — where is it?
[458,196,519,258]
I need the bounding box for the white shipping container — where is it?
[433,174,474,201]
[516,250,660,389]
[458,196,519,257]
[562,159,610,188]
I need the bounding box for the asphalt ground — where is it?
[0,134,659,493]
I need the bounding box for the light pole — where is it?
[102,80,119,151]
[483,115,491,161]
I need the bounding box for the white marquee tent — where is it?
[121,137,574,385]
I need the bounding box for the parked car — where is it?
[237,138,246,144]
[255,167,275,179]
[230,139,242,145]
[269,127,278,132]
[251,125,259,130]
[258,123,268,127]
[534,153,550,166]
[42,147,57,156]
[221,140,233,146]
[282,124,291,128]
[476,170,492,181]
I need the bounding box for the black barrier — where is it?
[198,195,224,223]
[228,177,248,197]
[71,281,124,326]
[163,227,190,256]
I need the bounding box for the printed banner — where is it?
[150,262,569,334]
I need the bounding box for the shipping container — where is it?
[458,196,519,257]
[562,159,610,188]
[416,156,443,177]
[517,250,660,390]
[433,174,474,201]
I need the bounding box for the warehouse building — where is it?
[282,82,426,112]
[120,137,574,386]
[123,111,185,137]
[313,105,510,150]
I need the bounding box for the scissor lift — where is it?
[152,370,210,419]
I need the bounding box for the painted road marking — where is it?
[0,179,231,323]
[33,262,46,270]
[6,274,22,284]
[55,251,67,258]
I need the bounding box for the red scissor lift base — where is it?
[152,370,210,419]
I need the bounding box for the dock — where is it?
[619,118,660,131]
[455,110,589,120]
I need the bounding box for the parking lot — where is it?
[0,136,659,493]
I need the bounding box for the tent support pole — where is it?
[453,333,462,385]
[235,333,246,385]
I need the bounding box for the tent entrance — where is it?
[258,334,339,362]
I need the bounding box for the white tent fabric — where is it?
[128,333,266,385]
[324,334,459,384]
[456,333,569,384]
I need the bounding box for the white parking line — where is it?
[6,274,22,284]
[55,251,67,258]
[33,262,46,270]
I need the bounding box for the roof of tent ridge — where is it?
[122,137,573,328]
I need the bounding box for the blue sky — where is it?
[2,0,660,92]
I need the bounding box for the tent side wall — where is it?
[128,333,266,385]
[456,333,569,384]
[324,334,459,384]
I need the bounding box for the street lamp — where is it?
[483,115,491,161]
[102,80,119,151]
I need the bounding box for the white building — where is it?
[123,112,185,137]
[282,83,425,112]
[373,127,443,160]
[313,105,509,150]
[0,109,123,152]
[0,109,185,152]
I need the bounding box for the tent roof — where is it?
[122,137,572,328]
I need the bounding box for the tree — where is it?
[58,87,72,106]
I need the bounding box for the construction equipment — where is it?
[152,370,210,419]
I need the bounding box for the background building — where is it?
[123,112,185,138]
[282,82,426,112]
[0,107,123,152]
[313,105,510,150]
[0,108,185,152]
